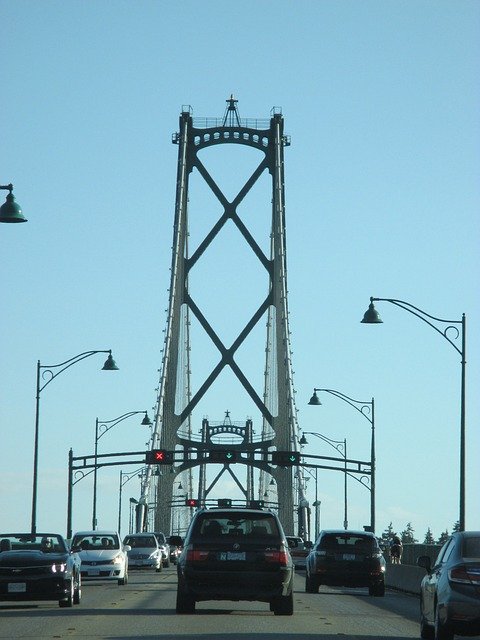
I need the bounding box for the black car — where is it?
[305,529,386,596]
[171,507,294,615]
[418,530,480,640]
[0,533,81,607]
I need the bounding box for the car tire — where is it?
[176,586,195,614]
[73,574,82,605]
[305,573,319,593]
[59,579,74,608]
[371,581,385,597]
[434,606,454,640]
[163,557,170,568]
[272,591,293,616]
[155,565,162,572]
[118,570,128,585]
[420,614,434,639]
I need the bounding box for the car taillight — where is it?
[186,547,209,562]
[265,547,289,566]
[449,564,480,585]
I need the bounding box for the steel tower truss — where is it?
[141,98,303,535]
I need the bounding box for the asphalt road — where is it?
[0,567,425,640]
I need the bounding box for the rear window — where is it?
[191,512,280,541]
[319,534,377,553]
[463,536,480,559]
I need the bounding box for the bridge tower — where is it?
[139,98,304,536]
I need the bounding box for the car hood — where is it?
[0,551,69,566]
[77,549,121,561]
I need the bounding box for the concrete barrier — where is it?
[385,563,426,595]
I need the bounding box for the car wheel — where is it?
[372,581,385,597]
[435,606,454,640]
[73,574,82,605]
[118,570,128,585]
[305,573,319,594]
[272,591,294,616]
[59,579,74,608]
[155,564,162,572]
[163,557,170,568]
[176,586,195,613]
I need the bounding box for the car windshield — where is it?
[72,534,120,550]
[0,533,66,553]
[319,534,377,553]
[463,536,480,559]
[191,512,279,540]
[124,536,157,548]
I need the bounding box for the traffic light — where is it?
[271,450,301,466]
[208,449,237,463]
[185,498,198,507]
[248,500,264,509]
[217,498,232,508]
[145,449,174,465]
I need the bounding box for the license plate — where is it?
[8,583,26,593]
[227,552,246,561]
[343,553,356,560]
[88,570,100,576]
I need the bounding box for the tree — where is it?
[452,520,461,533]
[437,530,449,545]
[401,522,417,544]
[380,522,395,546]
[423,527,435,544]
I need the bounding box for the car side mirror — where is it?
[417,555,432,573]
[123,544,131,552]
[70,544,81,553]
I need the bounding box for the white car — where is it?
[71,530,130,585]
[123,533,162,572]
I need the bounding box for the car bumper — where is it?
[439,599,480,635]
[181,567,293,602]
[311,567,384,587]
[81,566,124,580]
[0,576,72,601]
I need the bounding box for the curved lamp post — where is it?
[32,350,118,534]
[93,411,152,530]
[118,467,148,535]
[362,296,466,531]
[300,431,348,530]
[0,183,27,223]
[308,388,375,532]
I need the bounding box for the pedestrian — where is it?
[390,534,403,564]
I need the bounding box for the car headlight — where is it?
[51,563,67,573]
[149,552,158,560]
[113,554,124,565]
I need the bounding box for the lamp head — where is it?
[299,434,308,445]
[102,352,119,370]
[308,390,321,406]
[141,412,152,426]
[0,186,27,223]
[361,300,383,324]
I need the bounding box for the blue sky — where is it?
[1,0,478,541]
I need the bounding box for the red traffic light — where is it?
[145,449,174,465]
[185,498,198,507]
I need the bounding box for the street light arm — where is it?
[312,388,373,423]
[96,411,150,441]
[370,297,465,358]
[302,431,346,457]
[38,349,114,394]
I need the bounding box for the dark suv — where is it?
[305,529,386,596]
[171,508,294,615]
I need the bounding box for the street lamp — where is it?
[300,431,348,529]
[31,349,118,534]
[308,388,376,533]
[93,411,152,529]
[118,468,146,535]
[0,183,27,223]
[361,296,466,531]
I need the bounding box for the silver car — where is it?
[123,533,162,572]
[71,530,129,586]
[418,530,480,640]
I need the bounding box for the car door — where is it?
[423,537,455,622]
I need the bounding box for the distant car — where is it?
[305,529,386,596]
[154,532,171,567]
[71,530,129,586]
[123,533,162,571]
[172,507,294,615]
[0,532,81,607]
[286,535,311,569]
[169,543,182,565]
[418,530,480,640]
